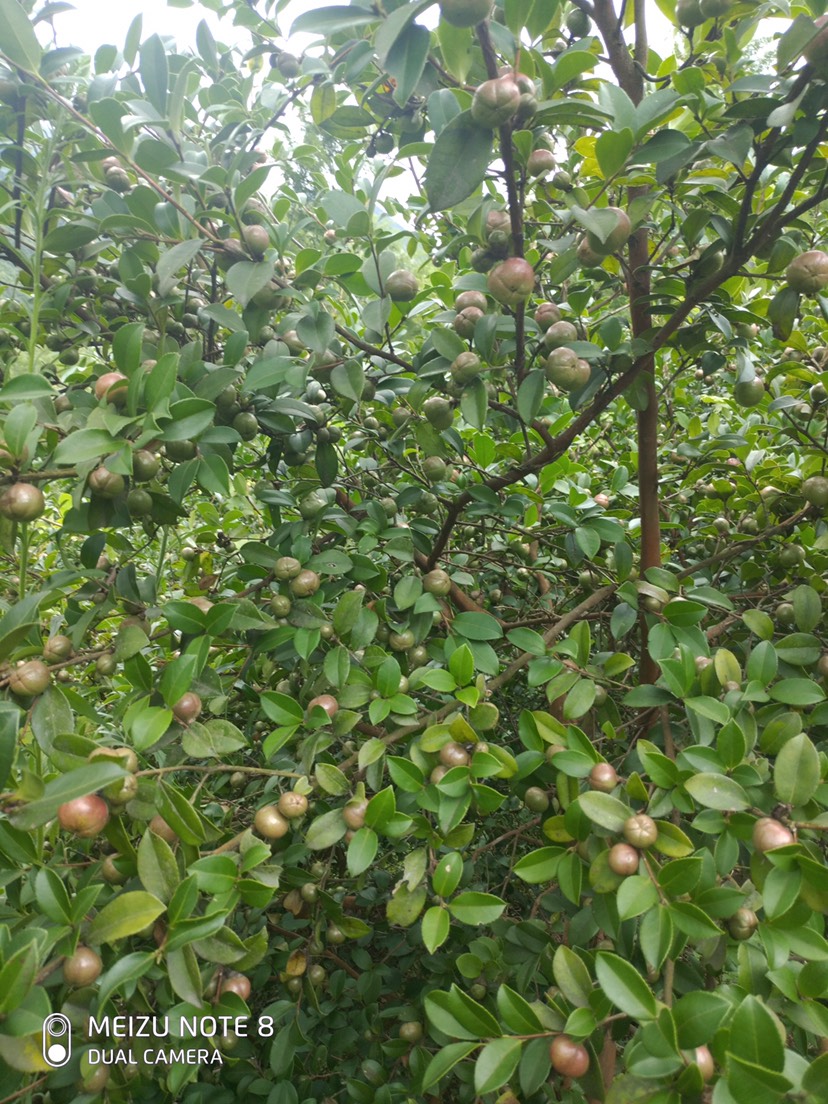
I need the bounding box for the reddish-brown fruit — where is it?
[149,815,178,843]
[471,76,521,129]
[786,249,828,295]
[694,1045,715,1081]
[385,269,420,302]
[527,149,556,176]
[439,741,470,767]
[290,569,321,597]
[57,795,110,837]
[607,843,640,876]
[549,1035,590,1077]
[589,763,618,792]
[64,945,103,986]
[727,907,758,940]
[455,289,487,312]
[172,692,202,724]
[95,371,128,405]
[752,817,794,852]
[219,973,252,1000]
[487,257,535,307]
[0,482,46,522]
[87,466,125,499]
[343,799,368,830]
[308,693,339,719]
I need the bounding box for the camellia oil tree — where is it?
[1,0,828,1100]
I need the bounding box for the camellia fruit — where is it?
[343,798,368,829]
[0,482,45,522]
[549,1035,590,1077]
[542,320,578,349]
[423,396,454,430]
[308,693,339,719]
[786,250,828,295]
[586,207,632,256]
[278,791,309,819]
[439,740,470,767]
[733,378,765,407]
[385,269,419,302]
[64,945,103,986]
[693,1045,715,1081]
[589,763,618,792]
[623,814,658,848]
[8,659,51,697]
[527,148,556,176]
[149,815,178,842]
[455,289,487,312]
[438,0,493,28]
[727,906,758,940]
[544,347,589,391]
[423,568,452,596]
[219,973,252,999]
[274,555,303,580]
[524,786,549,812]
[675,0,705,26]
[57,794,110,837]
[88,466,125,499]
[450,351,483,384]
[43,634,73,662]
[802,474,828,507]
[290,569,321,597]
[254,805,290,839]
[173,692,202,724]
[471,76,521,129]
[752,816,794,852]
[453,305,484,338]
[607,842,640,876]
[534,301,561,327]
[487,257,535,307]
[94,371,128,405]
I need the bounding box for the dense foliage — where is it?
[1,0,828,1102]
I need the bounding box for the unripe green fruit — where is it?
[95,653,117,676]
[545,347,589,391]
[802,474,828,507]
[43,634,73,662]
[243,224,270,257]
[734,378,765,407]
[524,786,549,812]
[566,7,592,35]
[423,456,448,483]
[453,305,484,337]
[423,396,454,430]
[527,148,556,176]
[164,439,197,461]
[132,449,160,482]
[676,0,705,26]
[455,289,487,312]
[728,906,758,940]
[274,556,303,580]
[126,488,153,517]
[270,594,292,616]
[623,814,658,848]
[438,0,493,28]
[88,467,125,498]
[542,320,578,349]
[290,569,321,597]
[276,51,300,78]
[233,411,259,440]
[254,805,290,839]
[423,568,452,596]
[386,269,420,302]
[278,791,309,819]
[451,351,483,383]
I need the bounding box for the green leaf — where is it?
[595,952,659,1020]
[425,985,501,1040]
[595,128,633,178]
[140,33,168,115]
[387,883,427,927]
[137,828,180,902]
[552,945,593,1008]
[774,731,820,806]
[433,851,464,897]
[448,892,506,925]
[182,719,245,759]
[684,772,750,811]
[496,984,542,1033]
[768,678,825,706]
[291,4,378,34]
[347,827,378,876]
[673,990,731,1048]
[87,891,166,945]
[0,944,39,1015]
[725,1054,791,1104]
[516,370,546,424]
[53,429,122,466]
[226,260,276,307]
[452,612,503,641]
[577,791,630,832]
[425,110,494,212]
[0,0,42,70]
[513,847,563,884]
[474,1037,522,1094]
[304,809,347,850]
[421,1041,478,1090]
[422,905,450,953]
[384,22,429,106]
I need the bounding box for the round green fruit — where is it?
[164,439,198,461]
[274,556,303,580]
[802,474,828,507]
[455,289,487,312]
[423,456,448,483]
[278,791,309,819]
[423,396,454,430]
[727,906,758,940]
[453,305,484,338]
[233,411,259,440]
[243,224,269,257]
[566,7,592,36]
[676,0,705,26]
[589,763,618,792]
[43,634,73,662]
[524,786,549,812]
[438,0,493,28]
[126,488,153,517]
[423,568,452,596]
[290,569,321,597]
[734,377,765,407]
[386,269,419,302]
[132,449,160,482]
[451,351,483,384]
[544,348,589,391]
[623,814,658,848]
[542,320,578,349]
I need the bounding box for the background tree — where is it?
[0,0,828,1102]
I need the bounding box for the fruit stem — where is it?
[155,525,168,598]
[18,521,28,600]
